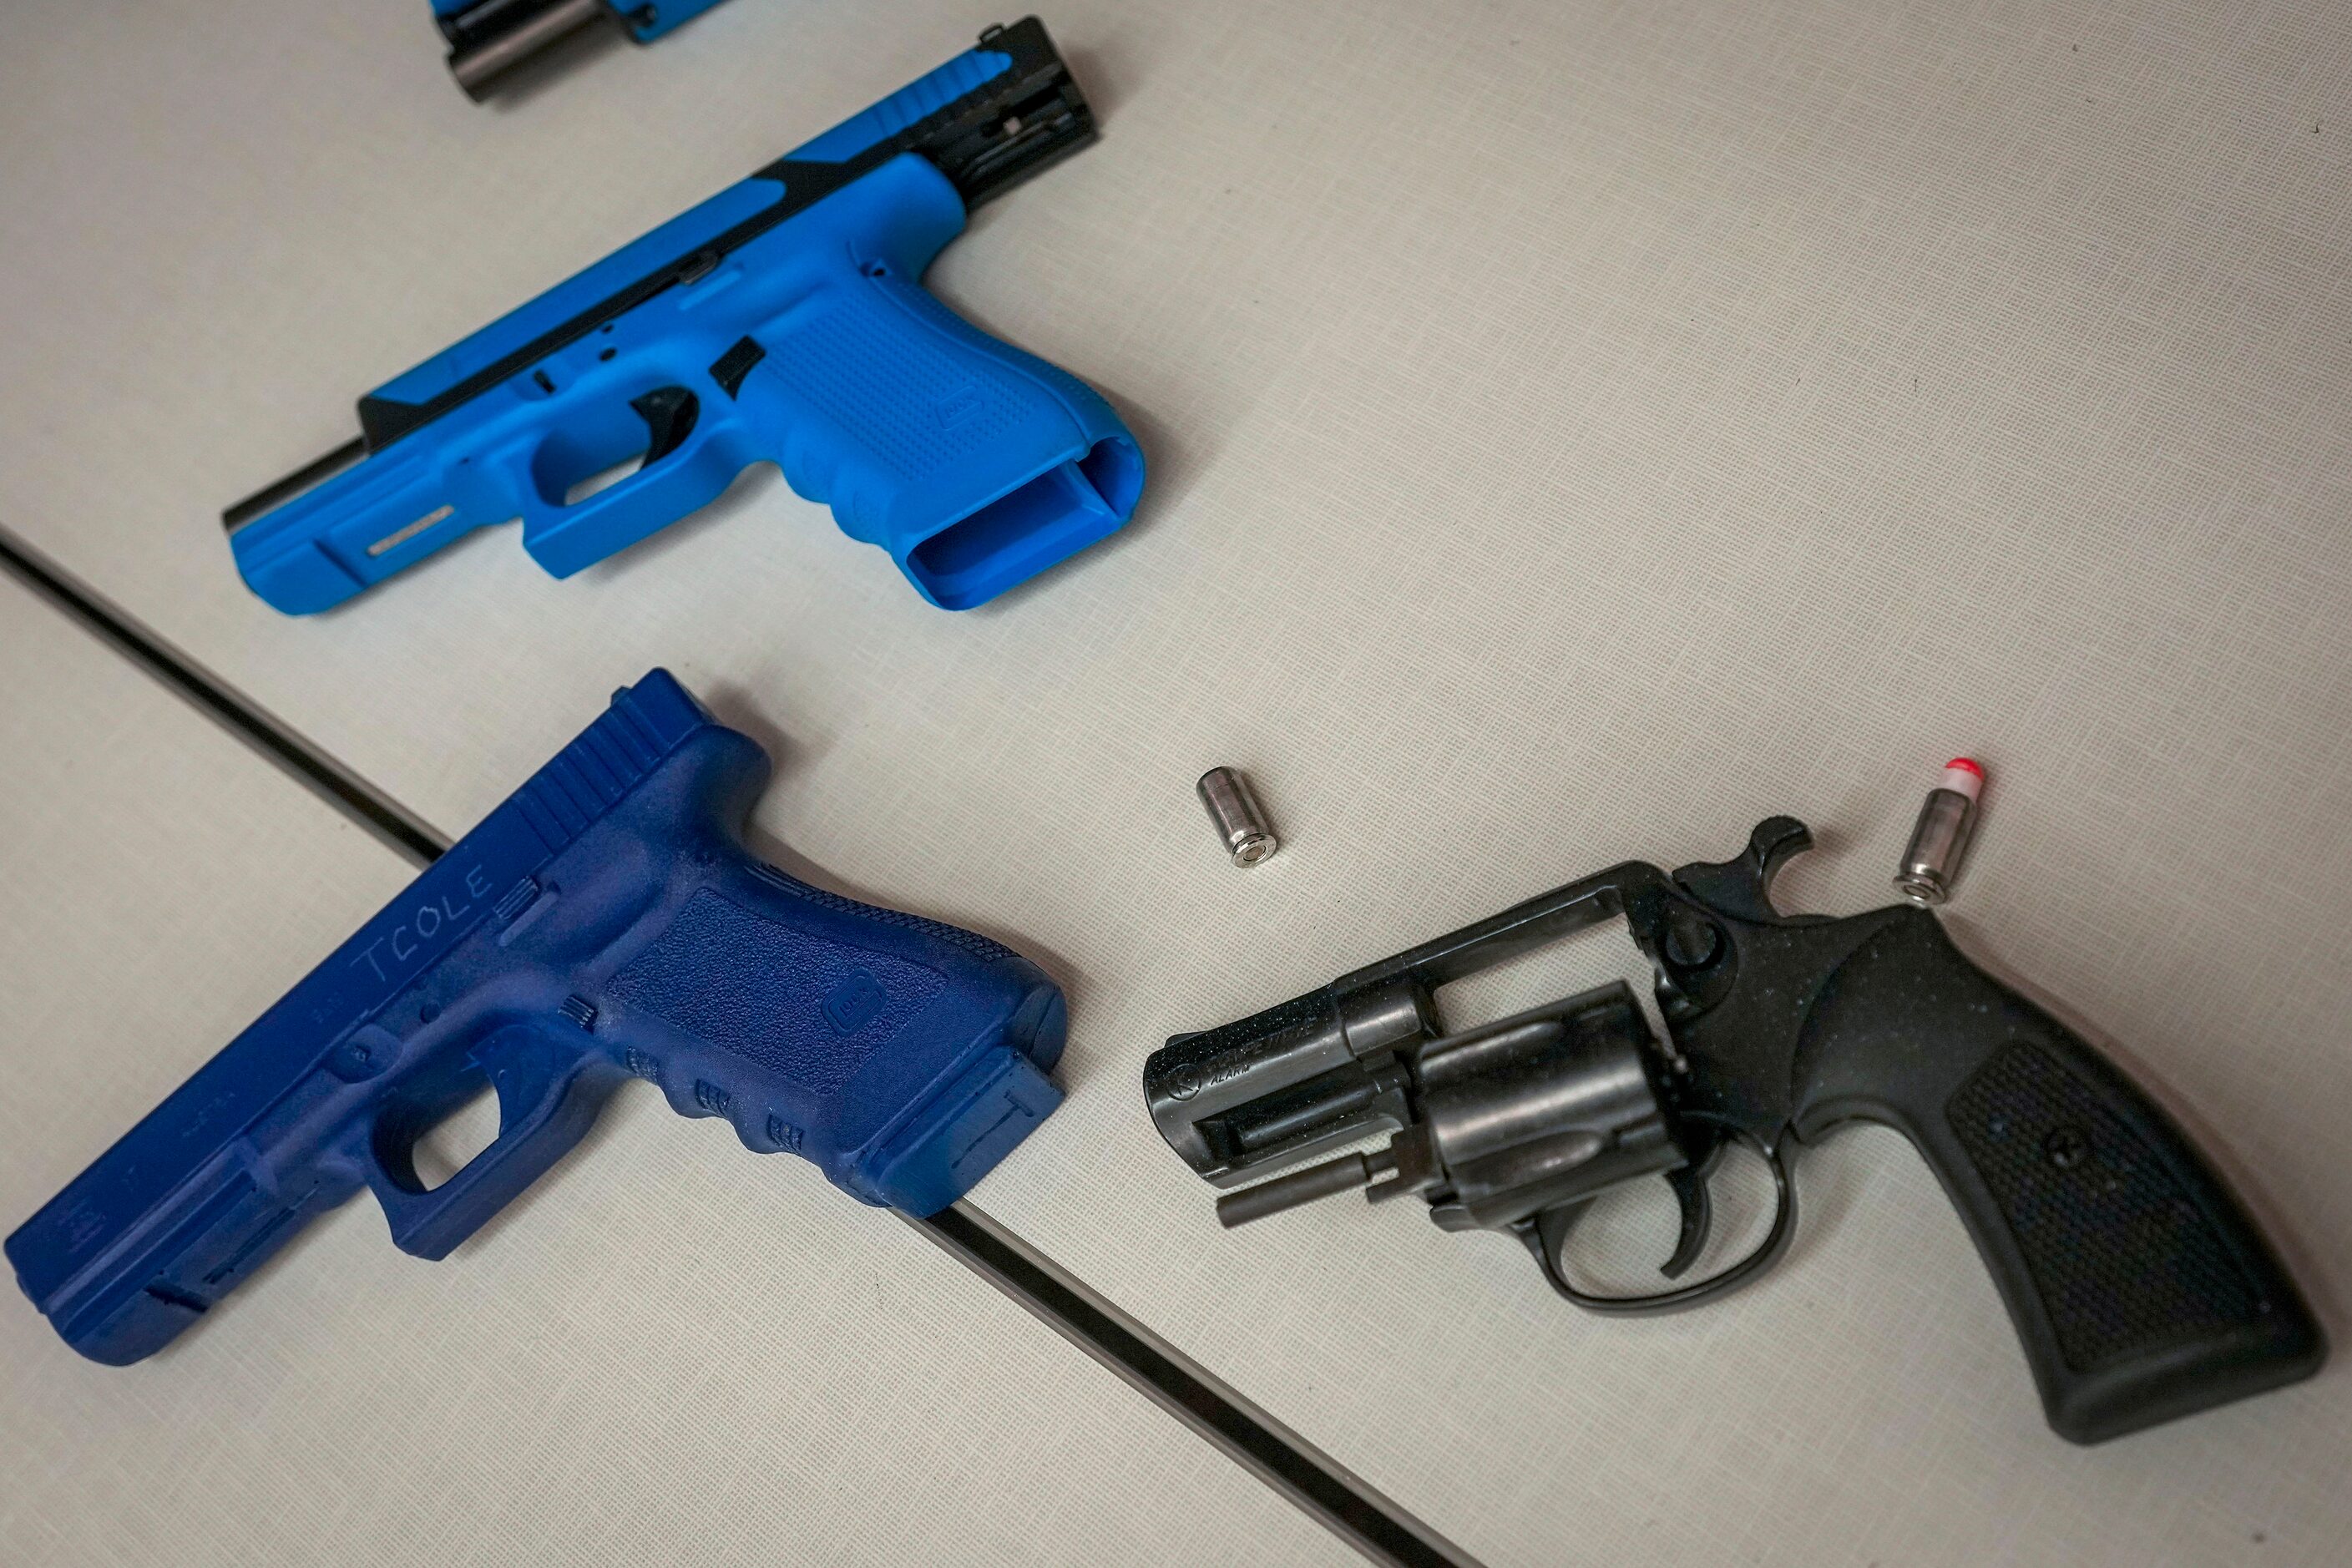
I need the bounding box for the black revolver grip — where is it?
[1790,912,2324,1443]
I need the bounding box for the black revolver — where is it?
[1143,817,2324,1443]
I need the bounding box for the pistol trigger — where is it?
[1661,1166,1712,1280]
[629,387,701,466]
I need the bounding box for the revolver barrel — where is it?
[1145,992,1409,1187]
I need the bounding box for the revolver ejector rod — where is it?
[1216,1149,1399,1227]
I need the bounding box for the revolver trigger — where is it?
[1531,1198,1595,1272]
[1661,1166,1712,1280]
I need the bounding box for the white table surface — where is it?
[5,0,2351,1563]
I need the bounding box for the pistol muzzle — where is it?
[443,0,615,99]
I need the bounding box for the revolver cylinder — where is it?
[1411,989,1682,1232]
[1196,984,1687,1236]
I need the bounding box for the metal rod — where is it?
[0,524,445,865]
[908,1205,1479,1567]
[1218,1151,1382,1227]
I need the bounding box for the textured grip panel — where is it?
[611,891,946,1096]
[746,862,1017,964]
[1788,908,2323,1441]
[1949,1044,2263,1373]
[708,151,1138,609]
[761,276,1055,541]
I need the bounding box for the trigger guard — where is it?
[362,1024,622,1262]
[1520,1131,1799,1316]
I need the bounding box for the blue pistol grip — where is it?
[4,671,1065,1363]
[721,154,1144,609]
[230,22,1141,613]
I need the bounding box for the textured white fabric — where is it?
[3,0,2351,1563]
[0,574,1349,1567]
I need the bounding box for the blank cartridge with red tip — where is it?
[1896,757,1985,906]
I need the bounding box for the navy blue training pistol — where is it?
[228,18,1143,613]
[8,670,1066,1363]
